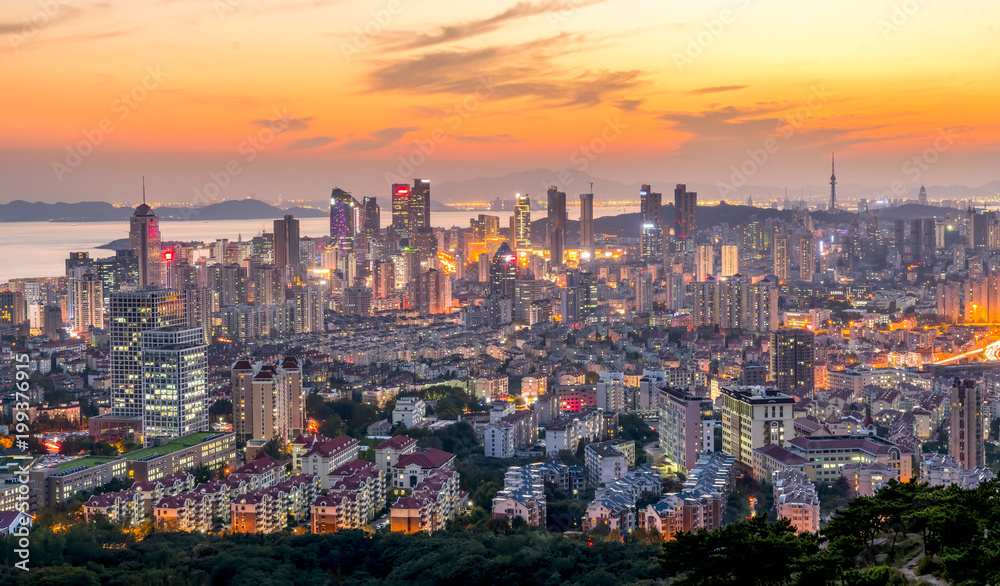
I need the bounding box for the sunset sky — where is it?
[2,0,998,204]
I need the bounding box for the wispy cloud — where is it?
[377,0,613,52]
[287,135,337,150]
[687,85,747,95]
[249,116,314,132]
[367,34,643,108]
[338,126,418,152]
[452,134,518,143]
[614,99,644,111]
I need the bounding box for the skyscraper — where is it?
[640,184,663,261]
[773,233,790,281]
[950,378,984,470]
[410,178,431,232]
[141,326,208,440]
[720,244,738,277]
[361,196,380,249]
[514,193,531,249]
[330,188,358,253]
[673,184,697,252]
[71,273,104,333]
[273,214,300,274]
[110,289,185,421]
[129,189,162,287]
[489,242,517,298]
[373,260,395,298]
[580,191,594,253]
[636,271,652,315]
[391,183,411,238]
[0,291,26,326]
[769,328,815,395]
[918,185,928,206]
[798,234,816,282]
[546,186,566,265]
[695,244,713,281]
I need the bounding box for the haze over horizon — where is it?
[3,0,999,205]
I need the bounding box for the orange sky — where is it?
[2,0,999,204]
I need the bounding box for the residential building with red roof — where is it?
[389,448,456,493]
[375,435,418,474]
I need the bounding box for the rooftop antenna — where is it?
[142,176,146,205]
[588,181,594,194]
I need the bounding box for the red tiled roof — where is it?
[377,435,417,451]
[303,435,359,459]
[394,448,455,470]
[237,452,285,474]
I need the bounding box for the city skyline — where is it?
[2,0,998,203]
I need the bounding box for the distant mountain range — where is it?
[0,199,329,222]
[0,198,461,222]
[428,169,1000,205]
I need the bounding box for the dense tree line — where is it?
[6,479,1000,584]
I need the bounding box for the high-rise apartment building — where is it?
[696,244,713,281]
[514,193,531,249]
[640,185,663,261]
[71,273,104,333]
[273,214,301,274]
[769,328,815,395]
[546,186,566,266]
[635,271,652,315]
[950,378,984,470]
[674,184,697,251]
[773,233,790,281]
[141,326,208,440]
[231,357,303,445]
[580,192,594,253]
[0,291,27,326]
[110,289,185,420]
[720,244,738,277]
[798,234,816,282]
[373,260,395,298]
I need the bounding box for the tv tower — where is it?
[829,153,837,211]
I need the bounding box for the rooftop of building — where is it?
[124,432,226,461]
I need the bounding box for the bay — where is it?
[0,206,636,282]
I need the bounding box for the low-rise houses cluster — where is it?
[920,452,995,489]
[639,452,734,541]
[491,465,546,526]
[773,469,820,534]
[484,402,538,459]
[390,468,466,534]
[582,466,662,534]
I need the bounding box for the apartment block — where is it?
[772,469,819,534]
